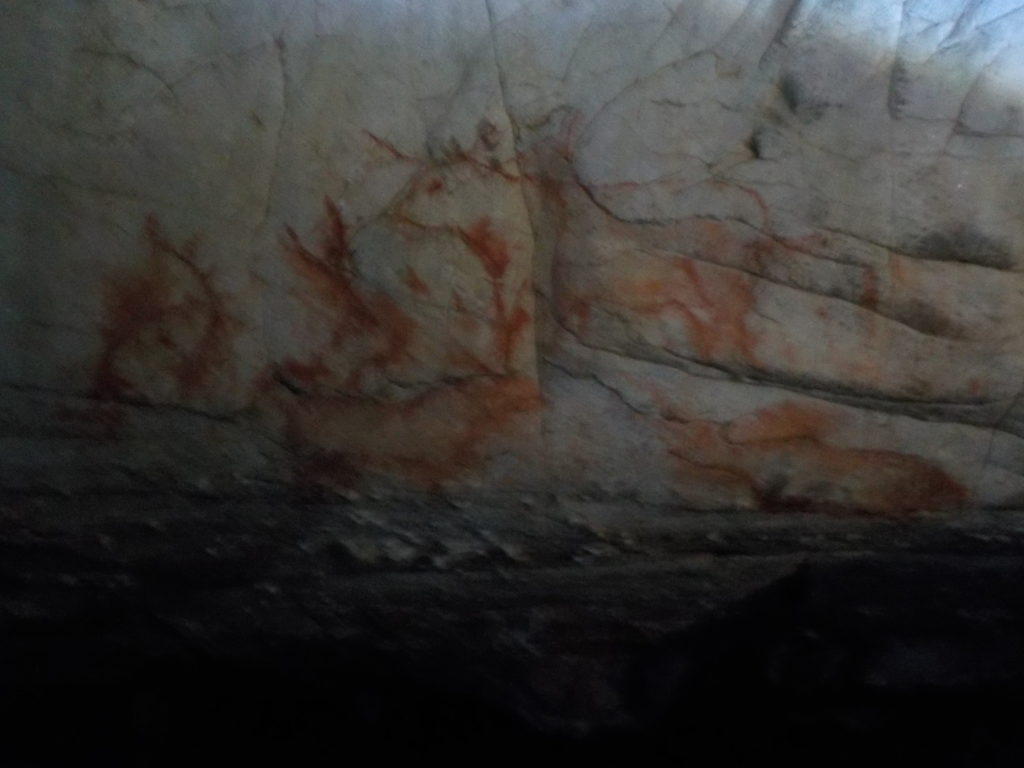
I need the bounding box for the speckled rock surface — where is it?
[3,0,1024,512]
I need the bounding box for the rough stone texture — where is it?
[6,5,1024,761]
[511,0,1024,512]
[4,0,1024,511]
[3,493,1024,763]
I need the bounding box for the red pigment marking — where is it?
[288,375,541,490]
[592,219,760,366]
[456,217,531,370]
[281,355,331,388]
[659,399,967,515]
[969,378,983,396]
[272,129,549,489]
[361,124,519,205]
[861,265,880,309]
[93,214,235,401]
[445,349,495,375]
[726,401,835,444]
[668,258,758,364]
[744,236,772,273]
[889,255,908,284]
[450,291,482,338]
[281,196,415,392]
[495,305,531,369]
[781,232,829,254]
[712,180,772,231]
[274,207,539,489]
[363,130,417,162]
[552,111,585,161]
[458,217,510,280]
[560,294,593,333]
[93,275,169,399]
[403,268,431,296]
[320,194,350,267]
[449,146,521,183]
[352,128,538,376]
[477,118,501,150]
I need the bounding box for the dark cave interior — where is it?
[3,495,1024,766]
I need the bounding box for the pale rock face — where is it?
[2,0,1023,512]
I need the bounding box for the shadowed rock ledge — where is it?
[3,493,1024,765]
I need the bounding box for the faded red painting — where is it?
[92,215,236,403]
[269,169,540,490]
[278,196,415,393]
[660,400,966,515]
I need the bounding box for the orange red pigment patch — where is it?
[459,217,510,280]
[284,375,541,490]
[280,355,331,389]
[403,268,431,296]
[280,196,416,392]
[661,400,966,514]
[93,215,236,402]
[602,256,759,367]
[457,217,533,373]
[272,201,538,490]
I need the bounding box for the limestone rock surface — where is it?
[3,0,1024,512]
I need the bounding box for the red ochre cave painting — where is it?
[552,202,840,371]
[288,375,540,490]
[599,256,760,366]
[456,217,532,372]
[403,267,430,296]
[92,215,235,403]
[657,399,967,515]
[523,114,891,376]
[278,196,415,392]
[273,194,539,490]
[362,120,535,378]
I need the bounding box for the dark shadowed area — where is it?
[2,494,1024,765]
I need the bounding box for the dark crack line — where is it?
[981,377,1024,481]
[547,317,1021,440]
[1,381,243,425]
[758,0,806,66]
[544,358,650,417]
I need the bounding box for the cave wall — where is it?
[3,0,1024,512]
